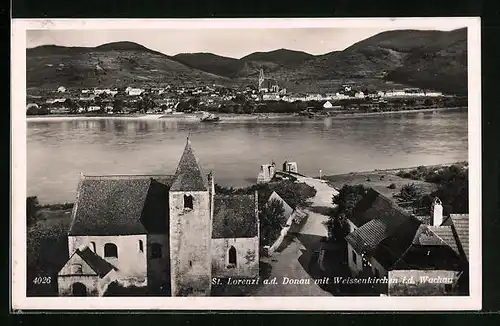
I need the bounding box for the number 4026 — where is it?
[33,276,51,284]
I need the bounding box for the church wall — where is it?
[211,237,259,278]
[169,191,212,296]
[58,275,99,296]
[68,234,148,285]
[147,234,170,288]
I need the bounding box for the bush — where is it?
[327,185,368,241]
[387,183,396,189]
[27,196,40,227]
[259,199,286,246]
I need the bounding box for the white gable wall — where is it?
[68,234,148,283]
[268,191,294,219]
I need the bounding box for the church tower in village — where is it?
[258,68,265,91]
[169,138,213,296]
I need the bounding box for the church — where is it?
[57,138,260,297]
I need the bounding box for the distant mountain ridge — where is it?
[26,28,467,94]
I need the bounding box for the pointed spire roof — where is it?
[170,137,208,192]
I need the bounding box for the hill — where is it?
[172,53,244,78]
[172,49,315,78]
[26,29,467,94]
[26,42,226,88]
[265,28,467,94]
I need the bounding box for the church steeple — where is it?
[170,137,207,192]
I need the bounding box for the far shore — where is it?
[26,106,465,122]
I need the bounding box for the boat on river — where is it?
[200,112,220,122]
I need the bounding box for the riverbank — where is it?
[321,161,466,199]
[26,106,465,122]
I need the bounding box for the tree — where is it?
[327,185,368,242]
[395,183,422,204]
[332,185,368,221]
[27,196,40,227]
[260,199,286,246]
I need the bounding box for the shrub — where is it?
[260,199,286,246]
[387,183,396,189]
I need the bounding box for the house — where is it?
[57,138,260,297]
[57,86,66,93]
[343,189,468,295]
[87,106,101,112]
[264,191,308,255]
[323,101,333,109]
[126,87,144,96]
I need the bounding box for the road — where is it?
[253,176,339,296]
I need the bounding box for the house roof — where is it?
[212,193,258,239]
[75,247,117,277]
[345,188,464,271]
[68,175,173,236]
[170,138,208,192]
[348,188,409,228]
[450,214,469,261]
[392,224,463,271]
[428,225,461,256]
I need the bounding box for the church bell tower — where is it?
[169,137,212,296]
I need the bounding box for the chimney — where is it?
[431,197,443,226]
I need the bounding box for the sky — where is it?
[26,26,464,59]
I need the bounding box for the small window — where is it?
[227,246,237,268]
[71,264,83,274]
[189,261,192,267]
[374,269,380,278]
[138,240,144,252]
[151,243,162,259]
[91,241,96,253]
[184,194,193,210]
[352,251,357,264]
[104,243,118,258]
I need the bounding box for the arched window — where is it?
[228,246,237,267]
[151,243,162,259]
[184,194,193,210]
[138,240,144,252]
[91,241,96,253]
[104,243,118,258]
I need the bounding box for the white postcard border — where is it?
[11,17,481,311]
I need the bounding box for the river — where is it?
[27,109,468,204]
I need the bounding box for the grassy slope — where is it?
[27,45,226,89]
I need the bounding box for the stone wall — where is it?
[169,190,212,296]
[58,275,99,296]
[211,237,259,278]
[147,234,170,287]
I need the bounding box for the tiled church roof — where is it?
[212,193,258,239]
[69,175,173,236]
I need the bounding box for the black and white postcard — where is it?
[11,17,481,310]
